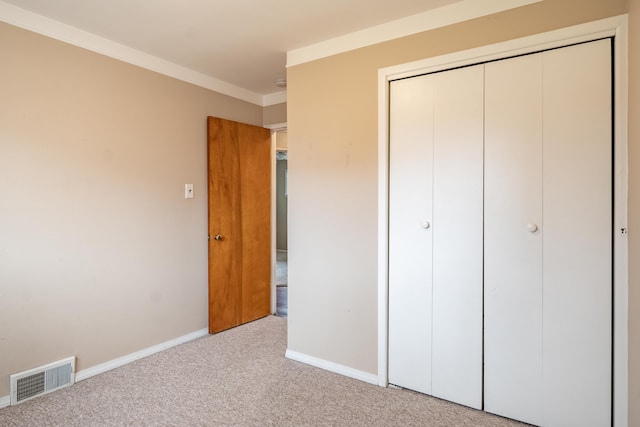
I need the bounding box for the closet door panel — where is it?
[541,39,612,427]
[484,54,544,425]
[431,65,484,409]
[388,76,434,395]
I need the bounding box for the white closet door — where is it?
[485,39,612,426]
[431,66,484,409]
[484,53,544,425]
[388,75,434,395]
[389,65,483,408]
[542,39,612,427]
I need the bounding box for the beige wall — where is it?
[629,0,640,425]
[275,130,288,150]
[287,0,632,414]
[263,102,287,127]
[0,22,264,397]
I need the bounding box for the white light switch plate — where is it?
[185,184,194,199]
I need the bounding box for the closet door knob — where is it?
[422,221,431,230]
[527,224,538,233]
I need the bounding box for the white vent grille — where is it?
[10,357,75,405]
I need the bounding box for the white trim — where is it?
[285,349,379,385]
[271,130,278,315]
[74,328,208,383]
[612,16,629,427]
[378,15,628,427]
[0,1,281,107]
[287,0,542,67]
[0,395,10,409]
[265,122,288,131]
[263,92,287,106]
[377,70,391,388]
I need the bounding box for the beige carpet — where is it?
[0,316,528,426]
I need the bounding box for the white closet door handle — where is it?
[527,223,538,233]
[421,221,431,230]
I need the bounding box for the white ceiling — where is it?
[0,0,540,105]
[0,1,461,94]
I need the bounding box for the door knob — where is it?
[527,224,538,233]
[421,221,431,230]
[214,234,223,241]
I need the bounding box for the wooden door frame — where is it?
[377,15,629,427]
[267,123,288,315]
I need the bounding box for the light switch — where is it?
[185,184,194,199]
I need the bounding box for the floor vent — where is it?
[10,357,76,405]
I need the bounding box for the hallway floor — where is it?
[276,250,287,318]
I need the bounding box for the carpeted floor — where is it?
[0,316,528,426]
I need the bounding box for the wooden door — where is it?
[484,39,612,426]
[388,64,484,408]
[207,117,271,334]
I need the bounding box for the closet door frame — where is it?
[377,15,629,427]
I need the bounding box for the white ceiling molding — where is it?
[0,0,539,106]
[265,122,288,131]
[263,91,287,106]
[0,0,274,106]
[287,0,543,67]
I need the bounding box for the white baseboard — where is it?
[0,395,10,409]
[285,349,379,385]
[75,328,209,383]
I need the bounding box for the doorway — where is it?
[274,130,288,318]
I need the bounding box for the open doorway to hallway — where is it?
[275,131,288,318]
